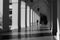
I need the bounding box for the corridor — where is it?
[0,0,57,40]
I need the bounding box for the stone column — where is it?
[29,7,31,30]
[3,0,10,32]
[25,3,27,30]
[18,0,21,32]
[52,0,57,35]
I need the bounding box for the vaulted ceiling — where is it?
[21,0,50,17]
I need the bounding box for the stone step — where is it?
[39,29,50,31]
[0,32,52,39]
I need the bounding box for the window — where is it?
[9,9,12,14]
[9,16,12,25]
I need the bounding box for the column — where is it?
[50,0,53,30]
[29,7,31,30]
[21,1,25,28]
[31,9,33,27]
[32,10,33,30]
[3,0,10,31]
[53,0,57,35]
[57,0,59,39]
[27,6,29,28]
[25,3,27,30]
[18,0,21,32]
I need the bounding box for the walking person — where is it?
[37,20,39,30]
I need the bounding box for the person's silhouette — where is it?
[37,20,38,26]
[37,20,39,30]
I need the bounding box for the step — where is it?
[1,30,51,36]
[40,29,50,31]
[40,26,49,28]
[0,32,52,39]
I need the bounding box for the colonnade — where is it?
[2,0,57,35]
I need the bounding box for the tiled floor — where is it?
[5,36,55,40]
[0,30,56,40]
[0,24,56,40]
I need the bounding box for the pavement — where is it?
[0,28,56,40]
[0,32,56,40]
[0,23,56,40]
